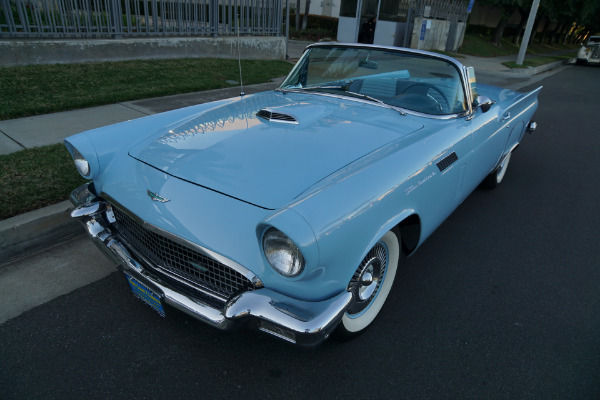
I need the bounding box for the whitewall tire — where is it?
[337,230,400,336]
[484,151,511,189]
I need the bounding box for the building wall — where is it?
[0,37,286,67]
[411,17,465,52]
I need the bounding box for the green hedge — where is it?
[288,13,338,32]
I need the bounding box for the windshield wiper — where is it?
[276,86,406,116]
[277,84,346,93]
[343,90,406,116]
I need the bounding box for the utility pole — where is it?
[286,0,290,60]
[516,0,540,65]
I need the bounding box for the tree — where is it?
[478,0,531,47]
[512,6,528,45]
[477,0,600,46]
[301,0,311,30]
[295,0,300,30]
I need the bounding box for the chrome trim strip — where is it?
[101,191,263,288]
[282,42,470,121]
[69,184,353,347]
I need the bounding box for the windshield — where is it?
[587,36,600,45]
[280,45,467,116]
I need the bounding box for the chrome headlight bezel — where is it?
[263,228,305,277]
[64,136,99,180]
[71,147,91,177]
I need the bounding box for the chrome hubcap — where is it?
[358,260,380,301]
[347,243,388,315]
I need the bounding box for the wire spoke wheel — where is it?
[337,230,400,336]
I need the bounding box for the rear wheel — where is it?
[337,230,400,337]
[483,151,511,189]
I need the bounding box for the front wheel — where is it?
[483,151,511,189]
[337,230,400,337]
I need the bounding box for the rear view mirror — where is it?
[474,95,494,113]
[359,52,378,70]
[359,60,378,70]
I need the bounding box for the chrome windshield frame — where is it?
[279,42,474,120]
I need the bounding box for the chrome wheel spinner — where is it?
[347,243,388,315]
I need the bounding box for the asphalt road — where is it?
[1,64,599,400]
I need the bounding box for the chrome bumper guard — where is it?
[70,184,352,347]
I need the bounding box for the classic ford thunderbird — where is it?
[66,43,540,346]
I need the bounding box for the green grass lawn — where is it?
[0,58,292,121]
[458,32,579,60]
[0,144,87,220]
[0,58,293,220]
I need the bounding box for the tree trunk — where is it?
[295,0,300,30]
[531,15,545,43]
[301,0,311,30]
[512,7,527,45]
[539,18,551,44]
[492,9,514,47]
[559,23,569,45]
[549,22,563,45]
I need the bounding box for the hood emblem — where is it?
[147,190,170,203]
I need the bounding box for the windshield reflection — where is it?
[280,46,467,116]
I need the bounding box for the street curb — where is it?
[509,58,572,75]
[0,200,83,265]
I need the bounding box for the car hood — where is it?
[129,91,423,209]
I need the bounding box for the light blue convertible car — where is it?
[66,43,540,346]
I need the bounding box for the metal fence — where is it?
[413,0,469,22]
[0,0,283,38]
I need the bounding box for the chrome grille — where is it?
[111,206,257,302]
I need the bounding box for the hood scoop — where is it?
[256,108,299,124]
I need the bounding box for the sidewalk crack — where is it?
[0,128,25,151]
[118,102,154,116]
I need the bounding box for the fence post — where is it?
[210,0,219,36]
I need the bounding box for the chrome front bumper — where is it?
[70,184,352,347]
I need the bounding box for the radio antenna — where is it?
[236,14,245,97]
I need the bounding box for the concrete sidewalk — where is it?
[0,45,573,264]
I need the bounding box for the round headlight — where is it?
[72,147,90,177]
[263,228,305,277]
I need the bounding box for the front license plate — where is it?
[126,275,165,317]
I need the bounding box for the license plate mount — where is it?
[126,275,165,317]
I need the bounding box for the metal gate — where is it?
[0,0,282,38]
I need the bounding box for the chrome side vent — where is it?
[437,152,458,172]
[256,109,298,124]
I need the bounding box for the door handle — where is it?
[502,112,511,121]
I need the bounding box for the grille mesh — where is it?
[111,206,256,301]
